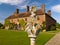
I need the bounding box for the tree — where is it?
[0,23,3,29]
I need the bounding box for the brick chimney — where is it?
[40,4,45,13]
[26,5,29,12]
[16,9,19,14]
[47,10,51,16]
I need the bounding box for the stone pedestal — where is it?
[29,35,36,45]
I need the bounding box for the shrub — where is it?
[50,26,56,31]
[56,23,60,29]
[19,19,26,30]
[4,19,10,26]
[4,19,16,30]
[9,23,15,30]
[40,21,46,31]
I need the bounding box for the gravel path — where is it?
[45,32,60,45]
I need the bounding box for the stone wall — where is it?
[31,14,45,26]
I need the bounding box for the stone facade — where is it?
[5,4,56,31]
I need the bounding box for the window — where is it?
[25,18,27,21]
[37,16,40,20]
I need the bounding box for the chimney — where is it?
[47,10,51,16]
[26,5,29,12]
[40,4,45,13]
[16,9,19,14]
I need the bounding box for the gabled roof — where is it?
[45,13,56,22]
[6,12,30,19]
[6,9,44,19]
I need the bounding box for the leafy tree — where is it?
[0,23,3,29]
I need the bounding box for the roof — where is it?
[6,9,56,22]
[45,13,56,22]
[6,10,56,23]
[6,9,44,19]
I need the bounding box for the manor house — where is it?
[5,4,56,31]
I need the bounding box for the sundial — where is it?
[25,6,40,45]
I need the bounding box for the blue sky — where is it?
[0,0,60,24]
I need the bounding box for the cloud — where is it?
[0,0,43,9]
[0,0,28,9]
[51,4,60,13]
[0,0,30,9]
[20,5,26,9]
[0,0,26,5]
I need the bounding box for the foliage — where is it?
[4,19,16,30]
[56,23,60,29]
[4,19,10,26]
[9,23,15,30]
[50,25,56,31]
[0,23,3,29]
[19,19,26,30]
[40,21,46,31]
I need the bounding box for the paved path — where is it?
[45,32,60,45]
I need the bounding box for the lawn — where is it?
[0,29,59,45]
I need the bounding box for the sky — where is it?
[0,0,60,24]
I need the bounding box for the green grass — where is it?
[36,32,55,45]
[46,30,60,33]
[0,30,29,45]
[0,29,59,45]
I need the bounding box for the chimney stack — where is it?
[40,4,45,13]
[26,5,29,12]
[16,9,19,14]
[47,10,51,16]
